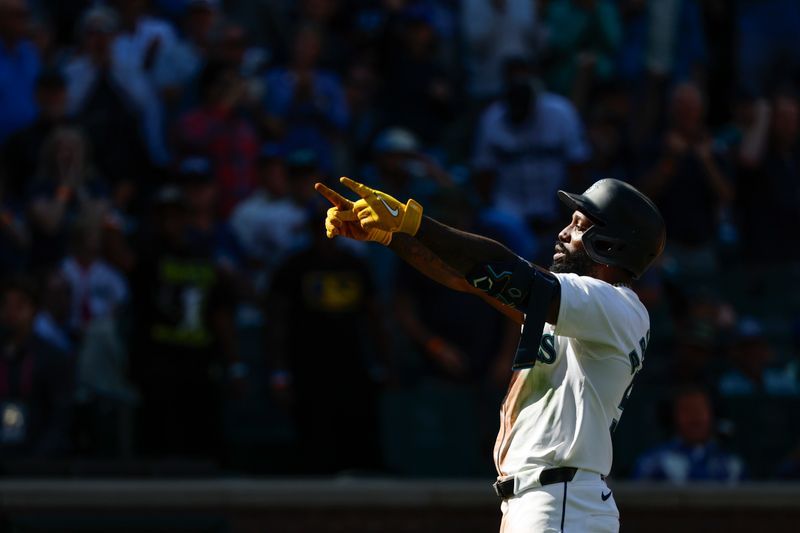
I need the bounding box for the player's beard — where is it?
[550,243,596,276]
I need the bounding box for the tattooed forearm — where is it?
[414,216,523,276]
[389,233,470,291]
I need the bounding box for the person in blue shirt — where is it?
[0,0,40,143]
[633,386,745,483]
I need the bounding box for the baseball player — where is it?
[316,177,665,533]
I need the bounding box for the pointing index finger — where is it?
[315,182,352,209]
[339,176,373,198]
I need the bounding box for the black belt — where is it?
[493,467,578,499]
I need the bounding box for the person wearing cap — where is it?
[632,386,745,483]
[718,316,798,396]
[367,127,452,200]
[316,175,665,532]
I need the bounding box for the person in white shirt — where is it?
[473,58,590,261]
[317,176,665,533]
[461,0,541,101]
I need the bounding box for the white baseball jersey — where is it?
[495,273,650,493]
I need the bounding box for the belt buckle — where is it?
[492,480,504,498]
[493,479,513,499]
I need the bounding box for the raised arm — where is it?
[388,231,525,324]
[315,179,558,325]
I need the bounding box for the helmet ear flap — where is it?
[583,230,630,268]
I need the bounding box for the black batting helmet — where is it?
[557,179,666,279]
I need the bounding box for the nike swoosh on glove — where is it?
[339,176,423,236]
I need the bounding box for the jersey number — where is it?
[609,331,649,434]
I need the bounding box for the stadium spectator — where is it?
[175,60,259,218]
[0,179,31,277]
[365,127,452,201]
[735,89,800,263]
[718,317,798,396]
[263,23,349,175]
[178,156,243,272]
[128,186,242,462]
[62,6,151,188]
[108,0,178,166]
[377,5,453,150]
[294,0,352,72]
[152,0,221,117]
[736,0,800,97]
[541,0,622,112]
[358,128,455,300]
[60,219,128,334]
[633,387,745,483]
[2,69,69,201]
[26,126,109,271]
[266,204,389,475]
[639,82,733,279]
[0,277,75,460]
[394,189,520,385]
[342,58,381,166]
[229,144,303,282]
[616,0,708,146]
[32,269,73,356]
[460,0,541,103]
[473,57,589,264]
[0,0,40,144]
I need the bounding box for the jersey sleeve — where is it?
[552,272,647,348]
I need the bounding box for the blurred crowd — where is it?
[1,0,799,481]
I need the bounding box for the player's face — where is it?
[550,211,596,275]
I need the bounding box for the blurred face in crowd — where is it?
[185,3,217,45]
[73,225,102,264]
[551,211,597,276]
[587,114,621,167]
[505,78,535,126]
[258,158,288,198]
[404,19,435,57]
[157,203,188,246]
[732,336,773,380]
[670,83,704,139]
[0,288,36,337]
[288,165,319,204]
[51,129,88,178]
[85,29,113,64]
[218,24,246,66]
[36,82,67,122]
[184,181,217,220]
[0,0,29,43]
[376,151,413,182]
[292,25,322,70]
[302,0,340,23]
[674,390,713,445]
[771,95,799,148]
[345,62,377,112]
[111,0,146,26]
[205,66,245,109]
[42,271,71,324]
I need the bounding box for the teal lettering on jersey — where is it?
[610,329,650,434]
[537,333,556,364]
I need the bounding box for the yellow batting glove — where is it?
[315,183,392,245]
[339,177,423,236]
